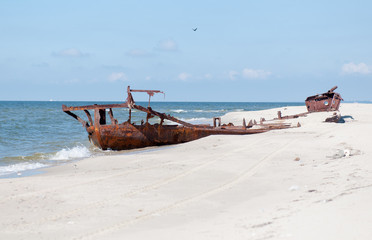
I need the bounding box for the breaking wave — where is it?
[0,145,93,177]
[49,145,92,161]
[193,109,227,113]
[171,109,188,113]
[180,117,211,124]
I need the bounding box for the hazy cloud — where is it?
[32,62,49,68]
[342,62,371,74]
[156,39,178,51]
[228,70,238,80]
[196,73,213,80]
[242,68,271,79]
[64,78,80,84]
[101,64,126,70]
[178,72,190,81]
[53,48,89,57]
[108,72,127,82]
[126,49,152,57]
[204,73,212,79]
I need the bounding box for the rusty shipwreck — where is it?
[274,86,343,123]
[305,86,343,112]
[62,86,291,150]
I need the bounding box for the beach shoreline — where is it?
[0,101,304,178]
[1,103,372,239]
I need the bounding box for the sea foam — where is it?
[194,109,226,113]
[49,145,91,161]
[171,109,187,113]
[0,162,47,176]
[180,117,211,124]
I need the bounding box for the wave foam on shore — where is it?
[49,145,92,161]
[0,145,93,177]
[0,162,47,177]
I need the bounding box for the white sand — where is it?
[1,103,372,239]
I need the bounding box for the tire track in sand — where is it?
[73,138,297,240]
[11,137,270,229]
[0,159,171,204]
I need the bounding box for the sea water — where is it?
[0,101,303,177]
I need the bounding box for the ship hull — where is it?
[87,122,266,150]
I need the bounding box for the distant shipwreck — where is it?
[305,86,343,112]
[62,86,342,151]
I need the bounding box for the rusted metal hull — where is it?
[305,86,343,112]
[87,122,267,150]
[62,86,294,151]
[305,97,342,112]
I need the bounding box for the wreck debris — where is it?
[213,117,221,127]
[274,87,343,123]
[325,112,341,123]
[276,111,307,120]
[275,111,307,120]
[305,86,343,112]
[247,120,254,128]
[62,86,295,151]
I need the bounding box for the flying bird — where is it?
[192,28,197,31]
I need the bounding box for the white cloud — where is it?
[178,72,190,81]
[108,72,127,82]
[126,49,151,57]
[53,48,88,57]
[228,70,238,80]
[242,68,271,79]
[342,62,371,74]
[157,39,178,51]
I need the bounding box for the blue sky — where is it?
[1,0,372,102]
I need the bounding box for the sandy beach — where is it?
[1,103,371,240]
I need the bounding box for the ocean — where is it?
[0,101,303,177]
